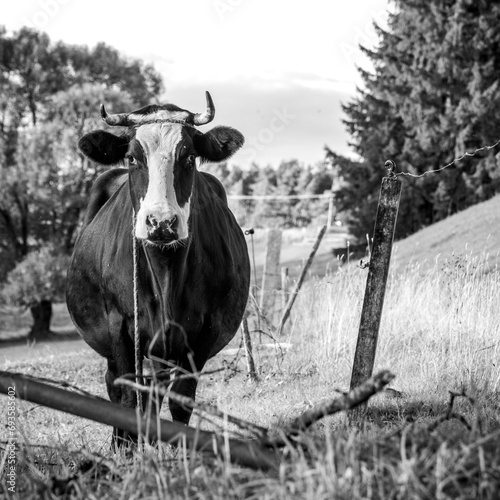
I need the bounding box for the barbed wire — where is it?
[395,138,500,178]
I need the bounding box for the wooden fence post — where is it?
[349,163,402,418]
[281,267,289,310]
[260,228,282,326]
[242,318,258,382]
[277,225,327,336]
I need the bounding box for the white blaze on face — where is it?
[134,123,191,241]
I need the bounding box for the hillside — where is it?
[391,193,500,273]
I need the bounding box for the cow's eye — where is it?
[187,155,196,166]
[126,154,137,165]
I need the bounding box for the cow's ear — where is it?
[78,130,129,165]
[193,126,244,163]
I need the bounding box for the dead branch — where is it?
[0,371,279,471]
[0,367,396,472]
[426,389,474,434]
[284,370,395,434]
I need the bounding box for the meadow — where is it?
[1,245,499,499]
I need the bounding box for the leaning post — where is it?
[349,161,402,420]
[260,228,282,326]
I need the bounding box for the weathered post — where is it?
[281,267,289,310]
[277,225,327,336]
[241,318,258,382]
[260,228,282,326]
[349,161,402,419]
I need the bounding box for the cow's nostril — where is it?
[166,215,177,229]
[146,215,158,229]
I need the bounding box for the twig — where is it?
[426,389,475,434]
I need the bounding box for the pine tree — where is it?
[331,0,500,240]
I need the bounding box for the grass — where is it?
[390,193,500,274]
[1,249,500,498]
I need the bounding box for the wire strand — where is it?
[395,138,500,178]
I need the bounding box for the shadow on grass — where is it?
[0,328,80,348]
[365,401,447,425]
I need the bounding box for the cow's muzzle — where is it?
[145,214,179,244]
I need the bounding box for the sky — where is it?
[3,0,391,168]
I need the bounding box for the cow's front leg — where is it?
[168,352,210,425]
[105,357,140,450]
[105,319,145,450]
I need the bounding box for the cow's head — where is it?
[78,92,244,247]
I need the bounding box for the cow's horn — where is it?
[193,91,215,125]
[100,104,130,126]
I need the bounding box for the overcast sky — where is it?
[4,0,391,168]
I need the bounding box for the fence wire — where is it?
[395,138,500,179]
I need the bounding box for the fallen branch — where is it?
[0,371,278,472]
[284,370,395,435]
[0,368,396,471]
[118,371,396,446]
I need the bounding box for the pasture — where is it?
[1,239,499,498]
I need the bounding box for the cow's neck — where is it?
[141,237,190,305]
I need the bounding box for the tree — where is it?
[328,0,500,241]
[0,27,163,127]
[0,84,135,260]
[0,27,164,278]
[1,247,68,341]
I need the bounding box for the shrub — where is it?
[1,247,69,339]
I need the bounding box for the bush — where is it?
[1,247,69,339]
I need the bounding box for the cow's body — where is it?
[66,94,250,445]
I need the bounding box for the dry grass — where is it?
[1,251,500,498]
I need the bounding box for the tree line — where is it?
[202,159,334,229]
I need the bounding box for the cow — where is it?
[66,92,250,447]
